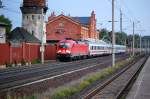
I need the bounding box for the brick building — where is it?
[46,11,99,43]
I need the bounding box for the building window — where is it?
[59,22,64,27]
[32,30,34,35]
[0,33,3,38]
[27,16,29,20]
[32,15,35,20]
[23,16,25,20]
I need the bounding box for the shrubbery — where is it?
[31,59,41,64]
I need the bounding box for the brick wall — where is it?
[46,16,81,41]
[23,0,46,7]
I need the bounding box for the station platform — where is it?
[126,56,150,99]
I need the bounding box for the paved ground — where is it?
[126,56,150,99]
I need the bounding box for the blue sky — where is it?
[1,0,150,36]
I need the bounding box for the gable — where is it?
[47,15,81,26]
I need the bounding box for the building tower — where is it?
[20,0,48,43]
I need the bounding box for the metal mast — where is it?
[112,0,115,66]
[132,22,135,56]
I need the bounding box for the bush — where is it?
[5,62,12,68]
[51,87,78,99]
[31,59,41,64]
[21,59,26,66]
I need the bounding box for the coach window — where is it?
[100,46,103,50]
[100,46,101,50]
[97,46,99,50]
[38,15,40,20]
[32,15,35,20]
[27,16,28,20]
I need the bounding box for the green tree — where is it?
[98,28,111,42]
[0,15,12,34]
[115,32,127,45]
[126,34,140,48]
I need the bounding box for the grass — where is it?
[50,56,135,99]
[7,94,37,99]
[31,59,41,64]
[5,62,12,68]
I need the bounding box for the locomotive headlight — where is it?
[66,50,71,53]
[57,50,61,53]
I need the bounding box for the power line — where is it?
[107,0,145,35]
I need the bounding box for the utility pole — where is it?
[149,40,150,54]
[132,22,135,56]
[112,0,115,66]
[140,35,142,55]
[144,39,146,54]
[120,9,123,33]
[41,9,45,64]
[148,40,149,54]
[120,9,126,46]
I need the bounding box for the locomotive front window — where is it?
[59,43,70,48]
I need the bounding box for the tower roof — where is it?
[23,0,46,7]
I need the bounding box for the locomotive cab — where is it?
[56,39,89,61]
[56,40,73,60]
[57,42,71,54]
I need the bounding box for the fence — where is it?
[0,43,57,65]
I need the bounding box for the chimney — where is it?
[48,11,56,21]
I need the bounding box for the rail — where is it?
[82,55,148,99]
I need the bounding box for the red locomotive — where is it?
[56,39,89,61]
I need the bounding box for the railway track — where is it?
[80,55,148,99]
[0,54,128,94]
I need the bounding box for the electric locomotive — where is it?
[56,39,89,61]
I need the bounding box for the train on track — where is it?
[56,38,126,61]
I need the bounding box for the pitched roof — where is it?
[71,17,90,25]
[0,22,8,27]
[143,36,150,40]
[9,27,40,43]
